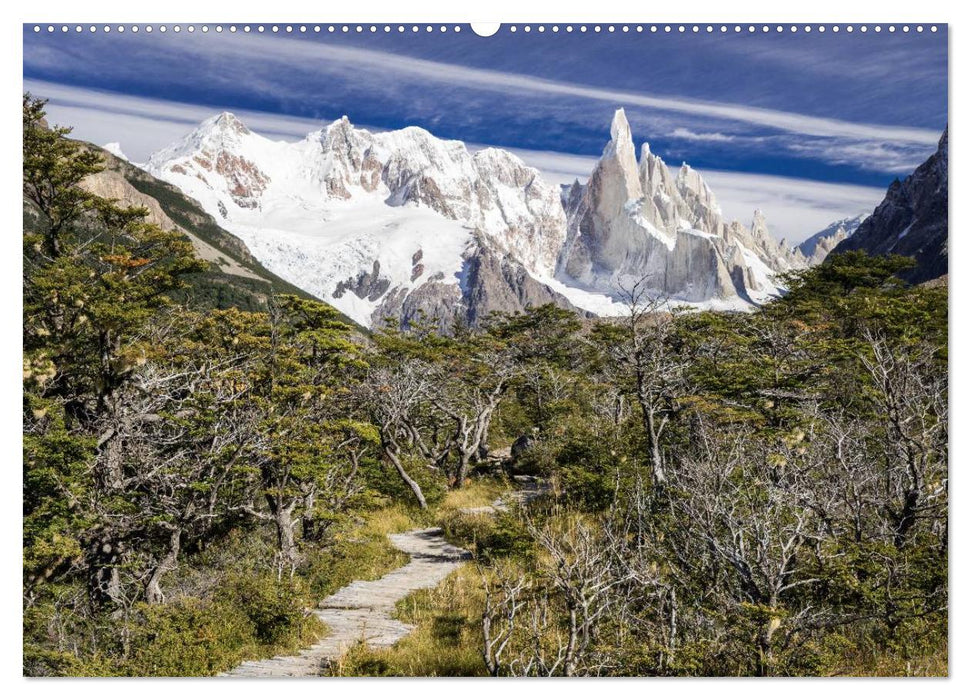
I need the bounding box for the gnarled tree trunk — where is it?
[145,527,182,605]
[383,435,427,509]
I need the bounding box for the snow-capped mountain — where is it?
[797,214,868,264]
[556,109,805,311]
[146,113,571,328]
[102,142,129,162]
[145,110,820,327]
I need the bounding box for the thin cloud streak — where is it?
[198,33,941,146]
[702,170,884,241]
[670,128,736,143]
[25,79,332,149]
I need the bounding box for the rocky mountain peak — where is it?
[212,111,250,135]
[608,108,632,146]
[830,127,947,283]
[558,114,805,307]
[320,115,359,144]
[146,110,263,174]
[676,163,719,211]
[602,109,641,187]
[588,109,643,225]
[751,209,768,235]
[796,214,867,263]
[147,113,570,326]
[637,142,674,197]
[741,207,808,271]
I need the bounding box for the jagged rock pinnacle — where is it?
[610,108,631,143]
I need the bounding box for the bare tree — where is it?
[668,418,829,675]
[480,515,628,676]
[480,564,532,676]
[88,352,257,604]
[859,331,948,549]
[599,279,691,488]
[427,349,520,486]
[360,361,433,508]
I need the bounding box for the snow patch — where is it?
[541,274,756,317]
[103,142,129,161]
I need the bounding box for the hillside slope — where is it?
[79,142,335,314]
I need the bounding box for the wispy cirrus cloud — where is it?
[23,79,338,160]
[700,170,883,241]
[785,138,941,173]
[669,128,736,143]
[219,34,937,144]
[23,31,941,169]
[190,33,938,145]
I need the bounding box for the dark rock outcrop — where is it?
[334,260,392,301]
[462,246,589,327]
[370,244,590,332]
[830,129,948,284]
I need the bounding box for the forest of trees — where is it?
[23,96,947,677]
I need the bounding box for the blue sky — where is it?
[22,24,947,239]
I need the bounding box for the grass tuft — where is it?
[329,565,487,677]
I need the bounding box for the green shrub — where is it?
[215,573,318,648]
[121,598,253,677]
[441,511,534,564]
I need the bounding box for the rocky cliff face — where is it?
[830,128,948,283]
[797,214,868,265]
[558,109,803,307]
[368,244,584,332]
[82,166,182,233]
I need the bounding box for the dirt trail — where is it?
[458,478,550,515]
[221,528,469,678]
[222,482,547,678]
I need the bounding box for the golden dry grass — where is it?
[439,479,507,512]
[835,645,948,677]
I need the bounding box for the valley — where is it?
[23,93,948,679]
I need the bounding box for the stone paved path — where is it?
[459,479,550,515]
[221,528,470,678]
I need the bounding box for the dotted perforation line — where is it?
[506,24,937,34]
[31,24,940,35]
[31,24,466,34]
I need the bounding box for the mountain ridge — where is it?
[145,112,582,328]
[798,214,868,264]
[75,141,343,317]
[138,110,875,327]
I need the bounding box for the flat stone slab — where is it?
[220,527,470,678]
